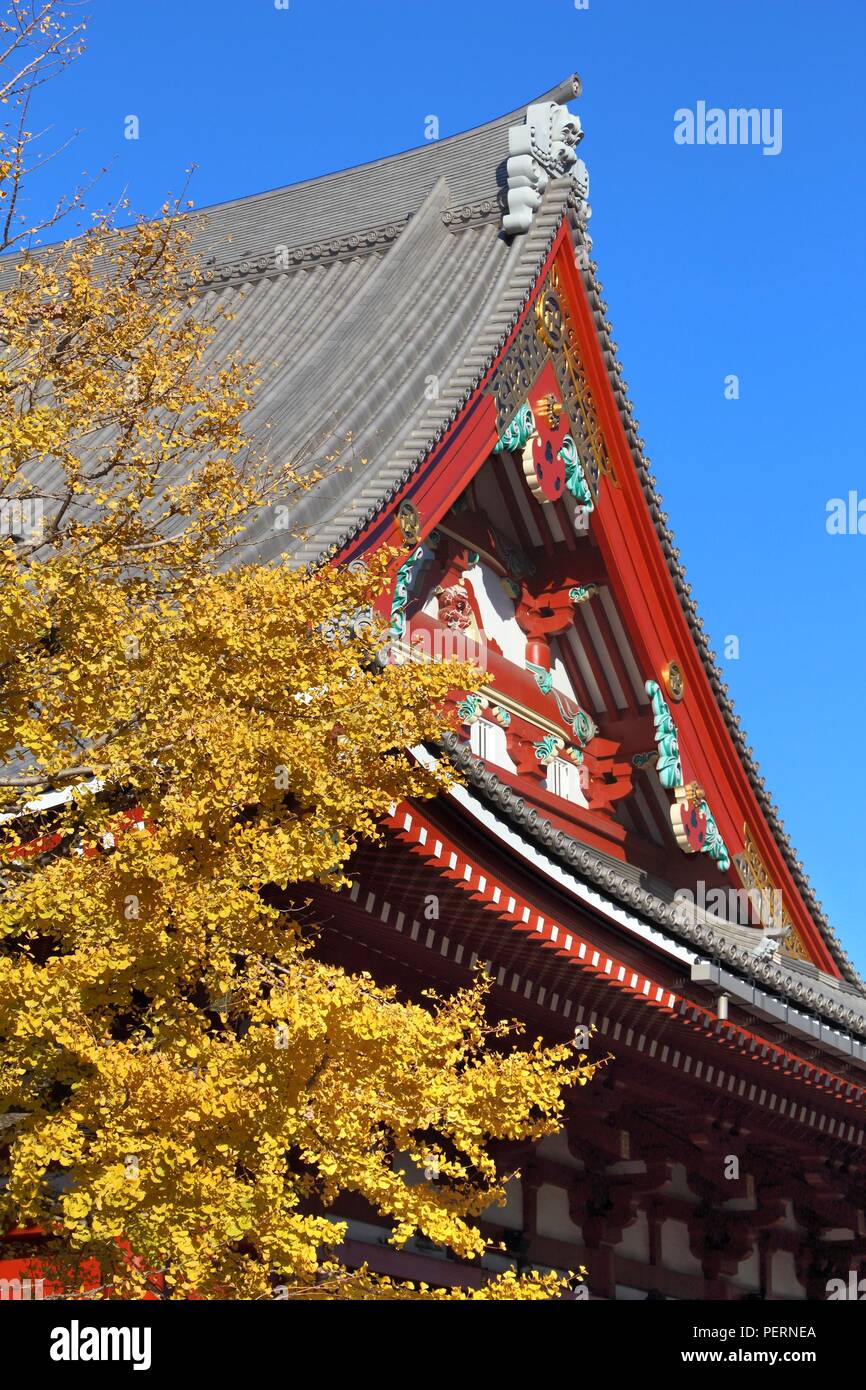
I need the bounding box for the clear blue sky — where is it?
[21,0,866,969]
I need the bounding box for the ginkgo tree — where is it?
[0,1,599,1300]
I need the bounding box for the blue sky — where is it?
[19,0,866,968]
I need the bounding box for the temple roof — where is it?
[7,75,857,992]
[190,73,853,988]
[187,80,584,571]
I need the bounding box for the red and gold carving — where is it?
[436,583,475,633]
[735,823,811,962]
[671,782,707,855]
[522,362,568,504]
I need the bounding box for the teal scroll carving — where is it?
[534,734,564,765]
[559,434,594,510]
[526,660,555,695]
[494,403,535,453]
[390,545,425,638]
[645,679,683,789]
[700,800,731,873]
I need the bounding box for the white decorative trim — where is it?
[410,744,697,970]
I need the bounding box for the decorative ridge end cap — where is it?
[503,97,590,236]
[547,73,583,105]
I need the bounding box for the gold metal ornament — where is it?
[534,393,563,431]
[535,288,563,351]
[662,660,685,702]
[396,499,421,546]
[735,824,810,962]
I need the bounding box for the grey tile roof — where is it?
[200,198,575,568]
[5,78,579,569]
[184,75,581,272]
[171,77,583,568]
[442,734,866,1039]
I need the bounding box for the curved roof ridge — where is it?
[187,76,583,271]
[189,75,583,228]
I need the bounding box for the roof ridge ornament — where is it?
[503,99,590,235]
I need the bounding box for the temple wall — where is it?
[660,1219,702,1277]
[772,1250,803,1299]
[617,1209,650,1262]
[535,1184,582,1242]
[482,1177,523,1229]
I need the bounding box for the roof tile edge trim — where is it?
[439,733,866,1041]
[565,207,861,989]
